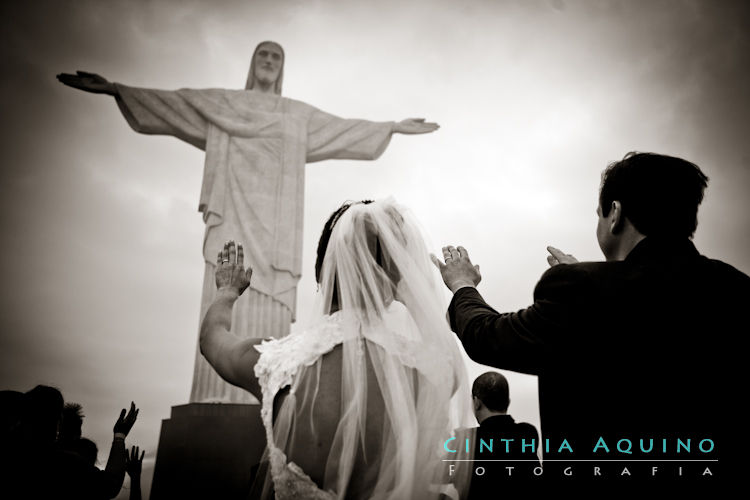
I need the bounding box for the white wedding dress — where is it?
[254,313,347,499]
[250,199,474,499]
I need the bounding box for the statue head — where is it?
[245,41,284,94]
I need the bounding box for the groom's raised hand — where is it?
[546,246,579,267]
[431,245,481,293]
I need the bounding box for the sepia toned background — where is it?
[1,1,748,497]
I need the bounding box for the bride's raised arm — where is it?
[199,241,263,400]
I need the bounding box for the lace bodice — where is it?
[253,313,351,499]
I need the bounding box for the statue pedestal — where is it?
[149,403,266,500]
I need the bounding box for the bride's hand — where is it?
[215,241,252,296]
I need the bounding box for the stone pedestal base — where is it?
[149,403,266,500]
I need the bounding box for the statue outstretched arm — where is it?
[113,85,209,150]
[305,107,439,163]
[199,241,263,401]
[58,70,208,150]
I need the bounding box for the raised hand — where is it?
[431,245,481,293]
[113,402,139,436]
[56,71,116,95]
[125,445,145,478]
[546,246,579,267]
[215,241,252,296]
[394,118,440,134]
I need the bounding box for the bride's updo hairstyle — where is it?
[315,199,409,317]
[314,200,373,284]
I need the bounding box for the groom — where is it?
[433,152,749,482]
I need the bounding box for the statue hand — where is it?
[215,241,252,296]
[394,118,440,134]
[546,246,579,267]
[56,71,116,95]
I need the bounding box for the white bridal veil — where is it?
[256,198,474,499]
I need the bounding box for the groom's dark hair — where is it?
[599,152,708,238]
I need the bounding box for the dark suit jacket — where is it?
[466,415,540,499]
[474,415,539,461]
[449,237,748,480]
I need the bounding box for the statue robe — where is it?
[114,85,394,402]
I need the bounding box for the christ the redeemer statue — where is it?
[57,41,438,404]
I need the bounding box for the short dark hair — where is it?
[599,152,708,238]
[314,200,373,284]
[60,403,84,441]
[472,372,509,412]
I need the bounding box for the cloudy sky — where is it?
[1,0,748,497]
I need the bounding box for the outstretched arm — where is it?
[433,245,590,375]
[199,241,264,400]
[91,402,139,499]
[306,107,439,163]
[432,246,545,374]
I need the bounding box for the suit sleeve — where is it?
[448,265,590,375]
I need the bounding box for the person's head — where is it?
[245,41,284,94]
[0,390,25,439]
[315,200,373,311]
[70,438,98,466]
[472,372,509,422]
[315,200,373,285]
[21,385,64,445]
[59,403,84,442]
[596,152,709,261]
[315,199,408,315]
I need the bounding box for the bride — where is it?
[199,198,473,499]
